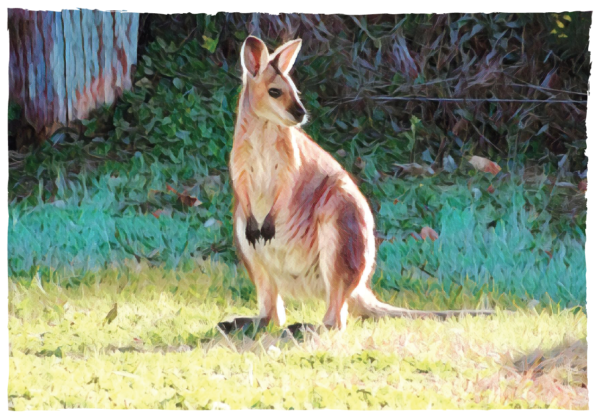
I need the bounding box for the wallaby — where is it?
[219,36,495,333]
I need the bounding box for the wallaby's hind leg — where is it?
[217,271,285,334]
[319,200,374,330]
[321,249,350,330]
[219,260,285,333]
[255,274,286,327]
[219,214,286,334]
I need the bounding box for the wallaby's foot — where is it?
[282,323,318,339]
[217,317,269,334]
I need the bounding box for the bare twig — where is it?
[471,123,506,157]
[333,96,587,105]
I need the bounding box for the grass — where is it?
[8,262,588,410]
[8,168,587,307]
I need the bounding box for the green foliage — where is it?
[368,171,585,307]
[8,102,21,122]
[8,13,588,308]
[7,165,587,306]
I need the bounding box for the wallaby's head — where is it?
[241,36,307,127]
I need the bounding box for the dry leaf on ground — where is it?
[469,156,501,176]
[420,226,439,241]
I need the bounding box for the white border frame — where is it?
[1,1,596,418]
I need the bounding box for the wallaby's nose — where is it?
[288,102,306,122]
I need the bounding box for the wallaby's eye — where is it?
[268,88,283,98]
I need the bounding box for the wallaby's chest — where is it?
[232,127,293,222]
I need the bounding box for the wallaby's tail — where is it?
[349,288,496,320]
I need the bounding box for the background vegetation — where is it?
[8,13,590,308]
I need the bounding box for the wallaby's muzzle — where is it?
[288,101,307,123]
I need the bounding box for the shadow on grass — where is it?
[97,323,321,356]
[509,338,587,388]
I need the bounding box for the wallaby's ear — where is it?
[271,39,302,75]
[242,36,269,77]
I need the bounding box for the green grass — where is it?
[8,168,587,307]
[8,262,587,410]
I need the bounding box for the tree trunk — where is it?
[8,9,139,147]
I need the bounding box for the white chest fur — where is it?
[241,123,287,223]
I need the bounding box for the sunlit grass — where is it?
[9,261,587,410]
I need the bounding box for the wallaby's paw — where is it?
[245,215,261,248]
[261,213,275,243]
